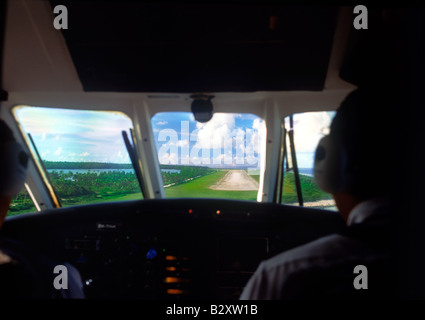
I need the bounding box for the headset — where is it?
[0,141,29,197]
[313,134,351,194]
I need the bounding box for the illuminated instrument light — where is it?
[165,255,189,261]
[146,248,157,260]
[164,277,178,283]
[166,266,191,272]
[188,209,193,214]
[85,279,93,286]
[216,210,221,215]
[164,277,189,283]
[167,289,188,295]
[269,15,278,31]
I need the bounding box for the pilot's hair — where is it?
[330,88,394,200]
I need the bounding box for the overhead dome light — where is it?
[190,94,214,123]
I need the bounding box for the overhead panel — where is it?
[50,1,338,93]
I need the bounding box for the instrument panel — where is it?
[1,199,345,299]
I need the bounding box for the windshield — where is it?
[13,106,143,209]
[151,112,265,200]
[281,111,337,210]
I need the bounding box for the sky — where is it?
[285,111,335,168]
[15,106,334,169]
[151,112,265,168]
[15,106,133,164]
[152,110,334,168]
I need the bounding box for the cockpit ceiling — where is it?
[50,1,338,93]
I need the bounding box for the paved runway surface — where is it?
[209,170,259,191]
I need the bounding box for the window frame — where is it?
[278,110,337,211]
[150,111,266,201]
[10,104,144,212]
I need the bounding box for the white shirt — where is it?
[239,198,391,300]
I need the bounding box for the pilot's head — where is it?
[314,89,393,220]
[0,119,29,226]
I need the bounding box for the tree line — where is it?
[48,170,140,199]
[44,161,133,169]
[161,165,218,186]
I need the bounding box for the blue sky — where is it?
[151,112,264,167]
[151,111,334,168]
[15,106,133,163]
[14,107,333,169]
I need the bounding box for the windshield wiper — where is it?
[287,115,304,206]
[276,124,286,203]
[27,133,62,208]
[122,129,145,198]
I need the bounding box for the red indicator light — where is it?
[188,209,193,214]
[167,289,189,295]
[216,210,221,215]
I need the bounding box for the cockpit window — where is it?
[12,106,143,210]
[8,186,37,216]
[280,111,337,210]
[151,112,265,200]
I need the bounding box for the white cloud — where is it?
[186,114,266,166]
[78,152,90,157]
[156,121,168,126]
[252,118,263,131]
[291,112,333,153]
[177,139,189,148]
[195,113,236,150]
[54,147,62,156]
[212,153,225,165]
[41,150,50,157]
[159,152,179,165]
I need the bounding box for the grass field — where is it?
[7,192,144,216]
[7,205,37,216]
[250,175,260,183]
[7,168,333,217]
[60,192,144,206]
[164,170,258,201]
[281,171,333,204]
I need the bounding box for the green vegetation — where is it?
[160,165,218,186]
[281,171,333,204]
[163,170,329,204]
[7,168,143,217]
[8,161,333,217]
[8,188,37,216]
[57,192,143,207]
[48,170,142,207]
[164,170,258,201]
[250,175,260,183]
[44,161,133,170]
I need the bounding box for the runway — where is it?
[209,170,259,191]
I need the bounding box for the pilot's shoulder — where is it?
[259,233,357,274]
